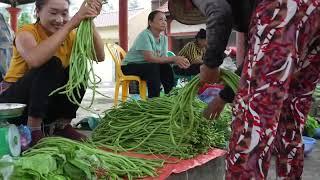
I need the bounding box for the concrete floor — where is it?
[75,81,320,179]
[268,142,320,180]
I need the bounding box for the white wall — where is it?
[92,48,115,82]
[171,20,206,34]
[128,8,151,48]
[96,26,119,42]
[93,26,118,82]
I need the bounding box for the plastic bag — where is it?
[198,84,224,104]
[18,125,31,151]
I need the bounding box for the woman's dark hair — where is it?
[195,28,206,40]
[147,10,163,29]
[35,0,70,22]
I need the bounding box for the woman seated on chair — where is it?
[121,10,190,98]
[173,29,207,76]
[0,0,105,145]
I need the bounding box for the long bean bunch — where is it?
[220,68,240,93]
[50,1,108,108]
[167,69,239,150]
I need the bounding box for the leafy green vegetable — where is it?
[10,137,163,180]
[62,162,87,179]
[17,154,57,175]
[305,115,320,137]
[0,161,14,169]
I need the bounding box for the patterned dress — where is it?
[226,0,320,179]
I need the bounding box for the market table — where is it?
[100,147,226,180]
[151,148,226,180]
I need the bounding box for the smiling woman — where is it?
[35,0,71,33]
[0,0,105,146]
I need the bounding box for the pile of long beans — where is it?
[168,76,201,148]
[92,78,233,158]
[92,70,238,158]
[11,137,163,180]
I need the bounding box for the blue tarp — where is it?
[0,13,13,80]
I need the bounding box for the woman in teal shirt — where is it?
[122,10,190,98]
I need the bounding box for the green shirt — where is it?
[122,29,168,65]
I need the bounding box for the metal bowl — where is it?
[0,103,26,120]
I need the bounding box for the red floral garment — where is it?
[226,0,320,179]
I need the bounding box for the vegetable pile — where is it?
[10,137,163,180]
[92,72,237,159]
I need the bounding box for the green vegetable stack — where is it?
[92,73,237,159]
[10,137,163,180]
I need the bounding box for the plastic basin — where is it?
[303,136,316,156]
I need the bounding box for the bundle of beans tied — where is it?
[92,69,238,159]
[10,137,163,180]
[50,0,108,108]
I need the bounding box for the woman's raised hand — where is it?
[70,0,103,29]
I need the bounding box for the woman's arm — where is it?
[143,51,175,63]
[192,0,233,69]
[16,22,76,68]
[142,35,189,68]
[92,24,105,62]
[143,51,190,69]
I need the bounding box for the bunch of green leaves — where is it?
[9,137,163,180]
[305,115,320,137]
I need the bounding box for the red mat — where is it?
[143,148,226,180]
[100,148,226,180]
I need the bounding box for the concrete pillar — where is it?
[119,0,128,51]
